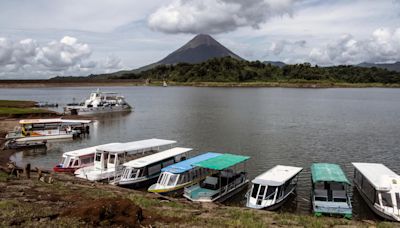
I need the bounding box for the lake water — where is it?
[2,86,400,219]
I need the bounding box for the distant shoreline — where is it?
[0,79,400,88]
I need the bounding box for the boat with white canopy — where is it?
[53,143,120,173]
[148,152,222,195]
[64,88,131,115]
[115,147,192,187]
[6,118,91,143]
[311,163,352,219]
[352,163,400,222]
[246,165,303,210]
[183,153,250,203]
[74,139,176,182]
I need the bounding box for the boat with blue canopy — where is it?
[311,163,352,219]
[183,153,250,203]
[147,152,222,195]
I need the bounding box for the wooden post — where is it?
[24,163,31,179]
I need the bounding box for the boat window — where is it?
[73,159,79,167]
[159,173,169,185]
[81,157,93,164]
[362,179,376,204]
[148,163,162,176]
[265,186,277,197]
[259,185,266,197]
[95,153,101,162]
[157,173,163,183]
[178,174,186,184]
[68,159,74,168]
[251,184,260,198]
[61,157,66,165]
[122,169,130,179]
[381,192,393,207]
[167,174,178,186]
[130,169,138,179]
[396,193,400,209]
[162,159,174,168]
[109,154,116,164]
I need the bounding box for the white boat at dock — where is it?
[115,147,192,188]
[74,139,176,182]
[64,88,132,115]
[5,118,91,143]
[183,153,250,203]
[148,152,221,195]
[53,143,120,173]
[246,165,303,210]
[352,163,400,222]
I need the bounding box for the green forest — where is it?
[109,57,400,84]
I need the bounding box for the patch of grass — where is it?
[0,100,36,108]
[0,171,9,182]
[275,212,351,227]
[128,194,161,208]
[223,207,266,227]
[0,107,51,115]
[377,222,397,228]
[79,187,116,199]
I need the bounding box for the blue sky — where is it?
[0,0,399,78]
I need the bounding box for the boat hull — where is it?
[13,134,73,143]
[53,166,78,173]
[184,180,249,203]
[117,175,158,189]
[354,183,400,222]
[246,187,296,210]
[66,105,131,115]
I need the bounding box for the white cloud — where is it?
[36,36,92,71]
[148,0,301,34]
[0,36,125,78]
[309,28,400,65]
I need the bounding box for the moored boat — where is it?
[115,147,192,188]
[64,88,131,115]
[74,139,176,182]
[6,118,91,143]
[147,152,222,195]
[352,163,400,222]
[246,165,303,210]
[53,143,120,173]
[183,153,250,203]
[311,163,352,219]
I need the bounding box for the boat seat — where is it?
[332,190,347,202]
[201,176,219,190]
[332,190,346,198]
[314,189,328,201]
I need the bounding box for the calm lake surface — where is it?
[2,86,400,218]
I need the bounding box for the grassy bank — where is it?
[164,80,400,88]
[0,100,55,117]
[0,171,395,227]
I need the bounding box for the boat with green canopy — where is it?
[183,153,250,202]
[311,163,352,219]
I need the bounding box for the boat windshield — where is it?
[61,157,66,166]
[381,192,393,207]
[265,186,277,199]
[158,172,179,187]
